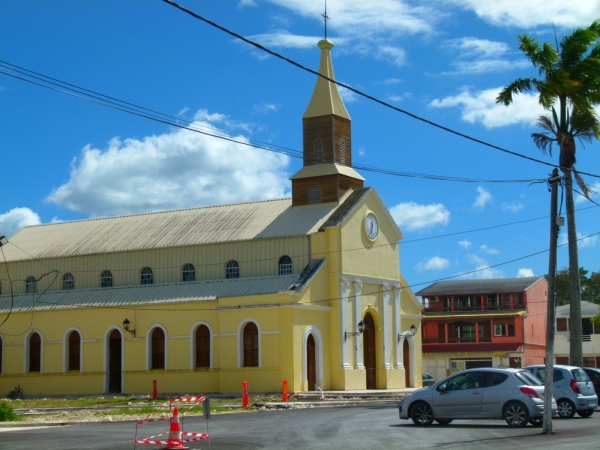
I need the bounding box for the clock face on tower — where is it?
[364,213,378,241]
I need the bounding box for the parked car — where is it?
[422,373,436,387]
[524,365,597,418]
[581,367,600,398]
[398,368,556,427]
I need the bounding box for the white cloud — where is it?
[441,37,530,75]
[559,231,598,249]
[248,32,328,50]
[358,147,366,156]
[575,181,600,203]
[517,268,534,278]
[387,93,411,103]
[267,0,441,37]
[46,110,291,217]
[502,201,524,212]
[472,186,491,210]
[337,81,360,103]
[376,45,407,67]
[479,244,499,255]
[254,103,280,114]
[458,240,471,249]
[429,88,542,129]
[379,78,402,85]
[463,253,503,279]
[238,0,257,7]
[0,207,41,238]
[417,256,450,272]
[446,0,600,28]
[390,202,450,231]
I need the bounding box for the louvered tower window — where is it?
[313,138,323,163]
[339,138,346,164]
[309,184,322,204]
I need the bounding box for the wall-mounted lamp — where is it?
[122,318,136,337]
[344,320,365,341]
[398,323,418,343]
[0,236,7,247]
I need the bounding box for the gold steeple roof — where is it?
[302,39,350,120]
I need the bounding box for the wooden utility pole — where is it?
[543,168,560,434]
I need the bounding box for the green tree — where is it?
[497,21,600,367]
[547,267,589,306]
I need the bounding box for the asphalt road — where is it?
[1,404,599,450]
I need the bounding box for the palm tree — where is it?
[497,21,600,367]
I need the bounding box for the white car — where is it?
[398,368,557,427]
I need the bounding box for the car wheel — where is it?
[528,418,543,427]
[411,402,434,426]
[504,401,529,427]
[577,409,594,418]
[435,419,453,425]
[556,399,576,418]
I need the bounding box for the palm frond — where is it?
[532,132,556,155]
[495,78,538,105]
[573,169,590,199]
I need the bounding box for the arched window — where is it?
[339,138,346,164]
[226,260,239,279]
[141,267,153,285]
[68,331,81,371]
[29,332,41,373]
[151,328,165,370]
[309,184,322,204]
[101,270,113,288]
[279,255,292,275]
[313,137,323,163]
[26,276,36,293]
[182,264,195,282]
[243,322,259,367]
[195,325,210,368]
[63,273,74,290]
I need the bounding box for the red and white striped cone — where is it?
[161,406,189,450]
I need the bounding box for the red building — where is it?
[416,277,547,381]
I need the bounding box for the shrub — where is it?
[0,402,17,422]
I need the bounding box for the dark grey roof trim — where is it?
[415,277,545,296]
[320,187,372,229]
[285,258,326,293]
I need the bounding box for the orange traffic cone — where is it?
[161,406,189,450]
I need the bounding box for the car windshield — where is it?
[571,368,591,382]
[514,370,542,386]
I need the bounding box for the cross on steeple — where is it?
[321,1,329,39]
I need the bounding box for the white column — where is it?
[382,284,391,369]
[340,280,351,369]
[394,287,402,368]
[354,281,364,369]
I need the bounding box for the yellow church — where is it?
[0,38,423,396]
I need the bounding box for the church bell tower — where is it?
[290,39,365,207]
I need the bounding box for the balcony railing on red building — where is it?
[422,318,518,345]
[422,292,525,313]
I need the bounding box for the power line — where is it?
[0,63,543,185]
[161,0,600,180]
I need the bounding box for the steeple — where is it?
[290,38,364,208]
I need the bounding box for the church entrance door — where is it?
[363,313,376,389]
[403,338,410,387]
[307,334,316,391]
[108,330,122,393]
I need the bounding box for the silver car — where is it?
[524,365,597,418]
[398,368,557,427]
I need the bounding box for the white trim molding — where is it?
[340,274,400,287]
[354,281,364,369]
[62,327,83,373]
[237,318,262,368]
[381,285,391,369]
[399,330,417,387]
[146,323,168,371]
[339,280,351,369]
[302,325,324,389]
[394,289,402,369]
[189,321,214,370]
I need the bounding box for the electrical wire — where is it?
[161,0,600,180]
[0,64,544,185]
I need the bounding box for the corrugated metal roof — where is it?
[3,198,341,261]
[415,277,545,296]
[556,300,600,317]
[0,274,300,313]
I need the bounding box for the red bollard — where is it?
[152,380,157,399]
[242,381,249,408]
[282,380,288,402]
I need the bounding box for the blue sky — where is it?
[1,0,599,291]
